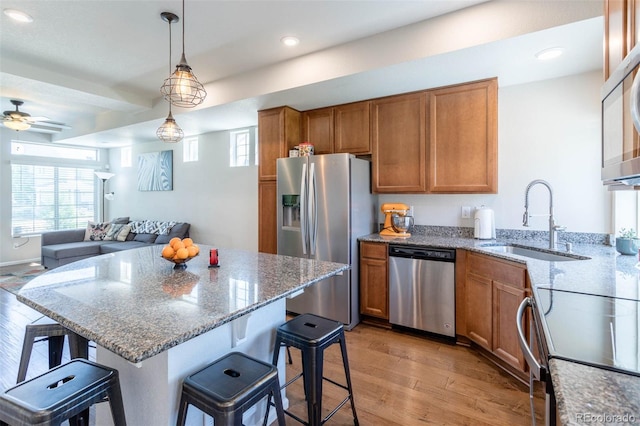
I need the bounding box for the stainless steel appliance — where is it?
[602,41,640,187]
[518,289,640,425]
[277,153,375,330]
[388,245,456,338]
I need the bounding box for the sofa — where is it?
[41,218,190,269]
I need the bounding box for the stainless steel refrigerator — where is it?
[277,153,375,329]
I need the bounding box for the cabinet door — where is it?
[605,0,627,79]
[334,101,371,154]
[372,93,427,193]
[493,281,527,371]
[302,107,333,155]
[465,272,493,351]
[258,107,300,181]
[359,242,389,319]
[258,181,277,254]
[427,79,497,193]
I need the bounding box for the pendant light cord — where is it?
[182,0,186,56]
[168,16,173,113]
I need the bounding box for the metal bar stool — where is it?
[269,313,358,425]
[176,351,286,426]
[17,317,88,383]
[0,358,127,426]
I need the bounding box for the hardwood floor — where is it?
[0,263,543,425]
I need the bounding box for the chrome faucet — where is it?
[523,179,566,250]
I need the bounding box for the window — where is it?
[11,142,101,237]
[121,146,132,167]
[184,137,199,162]
[230,129,256,167]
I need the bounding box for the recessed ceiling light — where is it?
[3,9,33,23]
[281,36,299,47]
[535,47,564,61]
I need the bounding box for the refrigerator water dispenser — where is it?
[282,194,300,228]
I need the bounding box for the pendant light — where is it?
[160,0,206,108]
[157,12,184,143]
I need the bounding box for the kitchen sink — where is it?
[480,244,588,262]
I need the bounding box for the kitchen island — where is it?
[360,229,640,424]
[17,245,349,426]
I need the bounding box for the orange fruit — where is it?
[172,241,185,251]
[161,245,175,259]
[169,237,182,248]
[190,244,199,255]
[182,238,193,247]
[176,247,189,260]
[187,245,198,257]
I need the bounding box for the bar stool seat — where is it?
[0,358,126,426]
[17,317,88,384]
[176,351,286,426]
[270,313,358,425]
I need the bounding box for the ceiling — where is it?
[0,0,603,148]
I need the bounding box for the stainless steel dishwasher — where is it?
[388,245,456,338]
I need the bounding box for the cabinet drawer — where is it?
[361,242,387,260]
[467,252,526,288]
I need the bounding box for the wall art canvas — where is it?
[137,150,173,191]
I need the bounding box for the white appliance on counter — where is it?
[474,206,495,239]
[276,154,375,329]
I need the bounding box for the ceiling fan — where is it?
[2,100,71,133]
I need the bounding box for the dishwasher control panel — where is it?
[388,245,456,262]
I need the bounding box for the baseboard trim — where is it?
[0,258,41,268]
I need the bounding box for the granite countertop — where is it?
[17,245,349,363]
[359,230,640,423]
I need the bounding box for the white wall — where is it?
[0,71,613,265]
[379,70,612,234]
[106,128,258,251]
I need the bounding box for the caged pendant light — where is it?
[160,0,206,108]
[157,12,184,143]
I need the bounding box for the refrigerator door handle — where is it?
[309,162,317,256]
[300,162,308,255]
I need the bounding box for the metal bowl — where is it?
[391,215,414,233]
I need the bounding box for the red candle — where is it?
[209,248,218,266]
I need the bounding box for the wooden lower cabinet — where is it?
[464,251,528,374]
[258,181,277,254]
[359,241,389,319]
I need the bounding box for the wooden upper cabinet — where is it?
[372,92,427,193]
[334,101,371,154]
[301,107,333,155]
[258,106,301,181]
[427,78,498,194]
[605,0,627,80]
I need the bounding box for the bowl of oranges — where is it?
[161,237,200,269]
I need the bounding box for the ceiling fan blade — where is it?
[26,116,51,122]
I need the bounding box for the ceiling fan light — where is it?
[160,54,207,108]
[157,112,184,143]
[3,120,31,131]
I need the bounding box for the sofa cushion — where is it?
[83,221,111,241]
[133,233,157,243]
[116,225,131,241]
[100,241,150,254]
[42,241,105,259]
[129,220,176,235]
[111,216,130,224]
[103,223,125,241]
[155,222,190,244]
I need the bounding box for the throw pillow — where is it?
[84,221,111,241]
[103,223,125,241]
[115,225,131,242]
[111,216,130,224]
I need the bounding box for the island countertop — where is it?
[17,245,349,364]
